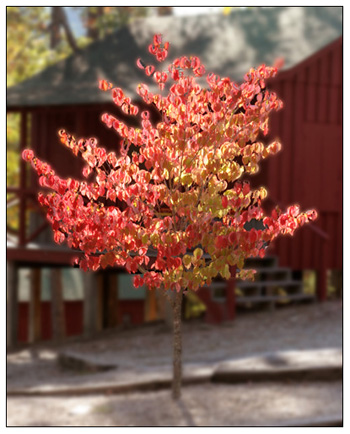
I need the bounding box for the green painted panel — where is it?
[118,274,146,300]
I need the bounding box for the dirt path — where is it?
[7,300,342,426]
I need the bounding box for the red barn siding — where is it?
[18,301,83,343]
[266,38,342,271]
[17,300,145,343]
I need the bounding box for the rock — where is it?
[58,351,117,373]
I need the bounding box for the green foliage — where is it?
[77,6,149,41]
[7,7,76,231]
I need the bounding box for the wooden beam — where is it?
[29,269,41,343]
[7,246,83,265]
[7,262,19,349]
[50,268,66,342]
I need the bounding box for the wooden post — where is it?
[96,273,104,331]
[172,289,183,400]
[50,268,66,342]
[226,266,236,321]
[317,240,328,302]
[29,268,41,343]
[145,289,158,322]
[83,271,98,337]
[19,110,28,246]
[107,272,118,328]
[7,262,19,348]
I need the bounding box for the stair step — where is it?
[244,256,278,268]
[212,296,227,303]
[243,266,291,274]
[240,268,292,281]
[202,282,227,289]
[236,293,315,304]
[236,280,303,289]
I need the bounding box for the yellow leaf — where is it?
[181,173,193,186]
[183,254,192,269]
[193,248,203,260]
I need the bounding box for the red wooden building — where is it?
[265,37,342,303]
[7,8,342,346]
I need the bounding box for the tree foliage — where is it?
[7,7,75,87]
[22,34,317,291]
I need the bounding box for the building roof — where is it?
[7,6,342,108]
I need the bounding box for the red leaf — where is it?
[136,58,145,69]
[145,65,155,76]
[222,196,228,209]
[99,80,112,91]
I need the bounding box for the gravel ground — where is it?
[7,382,342,426]
[7,299,343,426]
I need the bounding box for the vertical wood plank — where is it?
[336,211,343,269]
[107,272,118,328]
[145,289,158,322]
[83,271,98,337]
[292,71,307,268]
[279,78,294,265]
[328,84,340,125]
[317,237,328,302]
[50,268,66,342]
[267,81,282,201]
[226,266,236,321]
[96,273,104,331]
[331,42,342,87]
[317,57,329,124]
[29,268,41,343]
[7,262,19,348]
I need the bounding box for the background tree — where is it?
[7,7,75,230]
[49,6,80,53]
[77,6,150,41]
[7,7,170,231]
[22,34,317,399]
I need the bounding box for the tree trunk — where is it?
[50,7,80,52]
[172,289,183,400]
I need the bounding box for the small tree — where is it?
[22,34,317,400]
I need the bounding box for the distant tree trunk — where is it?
[50,7,80,53]
[50,7,61,49]
[172,289,183,400]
